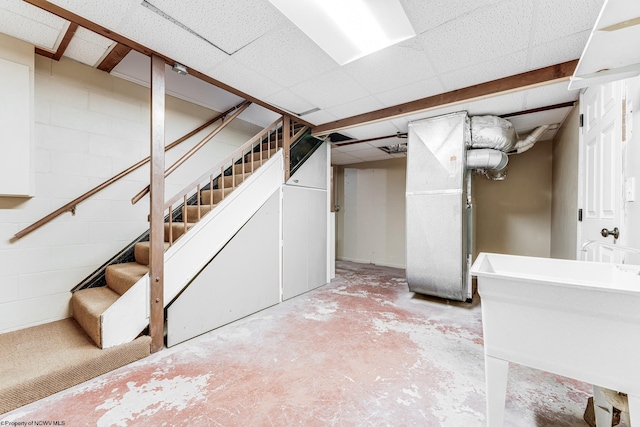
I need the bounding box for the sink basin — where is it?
[470,252,640,426]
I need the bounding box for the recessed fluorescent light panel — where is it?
[268,0,415,65]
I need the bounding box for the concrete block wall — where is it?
[0,51,261,333]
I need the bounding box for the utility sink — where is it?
[470,252,640,426]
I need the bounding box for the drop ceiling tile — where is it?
[238,104,281,128]
[343,38,436,94]
[467,92,527,117]
[299,109,338,126]
[324,96,386,120]
[522,82,579,110]
[352,151,394,161]
[207,57,282,100]
[374,76,444,107]
[440,50,528,92]
[419,0,533,74]
[507,107,573,136]
[528,30,591,70]
[530,0,604,46]
[117,4,228,73]
[65,28,115,67]
[290,69,369,110]
[332,143,374,153]
[400,0,505,34]
[0,3,67,50]
[391,106,470,131]
[144,0,286,54]
[265,89,315,116]
[111,51,243,113]
[368,137,406,148]
[232,24,337,88]
[344,122,401,141]
[331,152,361,165]
[49,0,137,30]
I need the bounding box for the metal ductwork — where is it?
[509,124,551,155]
[466,148,508,170]
[467,115,551,180]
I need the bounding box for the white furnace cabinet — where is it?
[406,112,473,302]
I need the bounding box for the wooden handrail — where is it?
[163,117,284,210]
[132,101,251,204]
[12,103,245,241]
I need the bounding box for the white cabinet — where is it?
[282,185,328,300]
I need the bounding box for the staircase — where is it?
[71,135,285,348]
[1,115,319,415]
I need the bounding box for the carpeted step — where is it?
[71,286,120,347]
[0,318,150,414]
[164,221,195,242]
[217,172,251,189]
[182,203,217,222]
[233,159,264,175]
[134,241,171,265]
[105,262,149,296]
[201,187,234,205]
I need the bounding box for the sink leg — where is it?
[628,394,640,427]
[485,355,509,427]
[593,386,613,427]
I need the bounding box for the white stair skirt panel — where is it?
[100,152,284,348]
[282,184,328,300]
[166,189,281,347]
[287,142,328,190]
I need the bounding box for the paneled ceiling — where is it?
[0,0,611,164]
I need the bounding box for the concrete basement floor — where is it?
[0,261,622,426]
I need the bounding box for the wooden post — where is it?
[149,54,165,353]
[283,115,291,181]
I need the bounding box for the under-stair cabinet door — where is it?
[283,185,328,300]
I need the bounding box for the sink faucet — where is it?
[580,241,640,273]
[580,240,640,256]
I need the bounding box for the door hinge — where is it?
[579,114,584,128]
[578,208,583,222]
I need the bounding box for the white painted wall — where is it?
[0,34,34,196]
[551,104,580,260]
[0,50,260,333]
[335,158,406,269]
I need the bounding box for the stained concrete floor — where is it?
[0,261,619,426]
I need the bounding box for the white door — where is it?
[579,80,625,263]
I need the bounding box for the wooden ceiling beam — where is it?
[24,0,314,129]
[312,60,579,136]
[97,43,132,73]
[34,22,78,60]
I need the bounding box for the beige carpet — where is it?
[0,318,150,414]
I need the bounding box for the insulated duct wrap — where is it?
[469,115,517,151]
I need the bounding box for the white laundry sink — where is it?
[470,252,640,426]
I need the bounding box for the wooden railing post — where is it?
[149,54,165,353]
[284,115,291,181]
